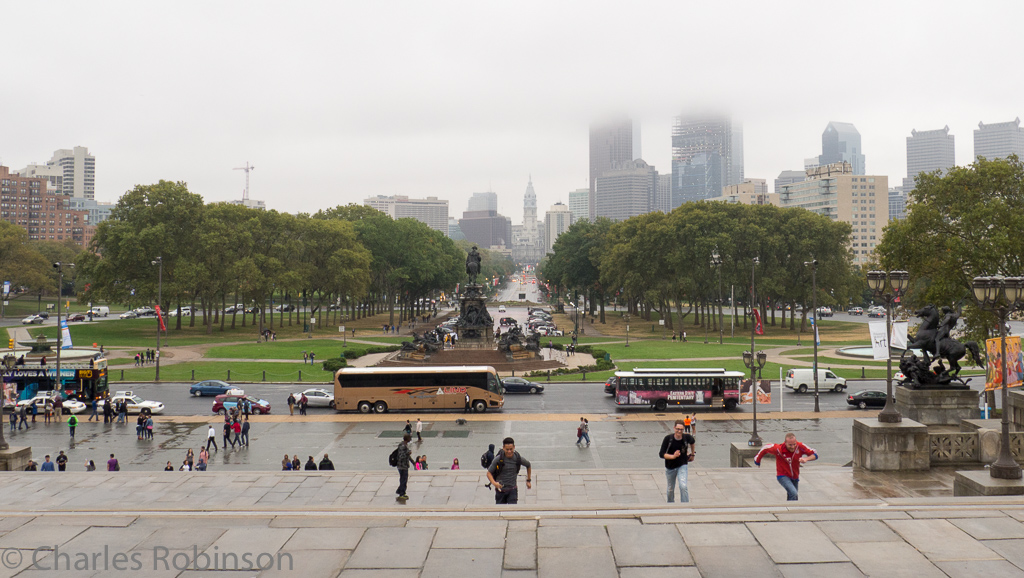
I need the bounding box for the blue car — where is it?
[190,380,235,397]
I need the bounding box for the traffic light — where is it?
[8,339,13,349]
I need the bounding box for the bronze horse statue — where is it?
[903,304,984,385]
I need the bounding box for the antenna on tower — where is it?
[233,162,255,201]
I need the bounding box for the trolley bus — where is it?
[333,366,504,413]
[613,367,742,411]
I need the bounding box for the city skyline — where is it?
[2,2,1022,225]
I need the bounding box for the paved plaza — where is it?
[0,467,1022,576]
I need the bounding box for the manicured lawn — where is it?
[596,341,782,360]
[109,361,333,383]
[204,340,397,360]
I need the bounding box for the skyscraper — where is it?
[589,117,639,220]
[364,195,449,234]
[467,191,498,213]
[671,114,743,207]
[513,177,543,263]
[775,170,805,194]
[543,202,573,255]
[904,126,955,192]
[567,188,589,223]
[818,122,865,175]
[18,146,96,199]
[974,118,1024,162]
[594,159,658,222]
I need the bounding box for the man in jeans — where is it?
[754,432,818,501]
[395,434,414,500]
[486,437,532,504]
[659,419,696,503]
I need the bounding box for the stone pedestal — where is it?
[852,418,929,471]
[730,442,761,468]
[894,386,979,426]
[1010,389,1024,431]
[954,469,1024,497]
[0,446,32,471]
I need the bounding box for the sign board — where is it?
[740,379,772,404]
[339,325,346,333]
[659,319,665,326]
[986,336,1023,391]
[519,293,526,300]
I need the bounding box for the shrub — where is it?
[322,358,347,373]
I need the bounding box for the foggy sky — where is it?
[2,1,1022,225]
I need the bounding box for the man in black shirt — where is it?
[318,454,335,470]
[659,419,696,503]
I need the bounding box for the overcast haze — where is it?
[2,1,1022,224]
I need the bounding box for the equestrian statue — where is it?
[899,304,985,389]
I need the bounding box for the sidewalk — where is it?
[0,468,1021,576]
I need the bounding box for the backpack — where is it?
[388,447,400,467]
[480,452,491,469]
[492,451,522,476]
[68,416,78,427]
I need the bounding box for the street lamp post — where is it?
[151,257,162,381]
[53,262,73,394]
[805,259,820,413]
[712,250,723,345]
[866,270,910,423]
[624,313,630,347]
[745,257,763,446]
[972,275,1024,480]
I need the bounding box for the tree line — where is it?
[65,181,512,333]
[540,202,860,333]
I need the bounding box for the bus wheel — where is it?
[473,400,486,413]
[654,400,667,411]
[374,401,388,413]
[357,401,372,413]
[725,399,738,411]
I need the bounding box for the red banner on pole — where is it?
[155,305,167,332]
[752,308,764,335]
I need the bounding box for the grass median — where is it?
[109,361,334,383]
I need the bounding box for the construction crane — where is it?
[233,162,255,201]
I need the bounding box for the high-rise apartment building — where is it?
[543,202,573,255]
[819,122,865,175]
[19,147,96,199]
[671,114,743,207]
[889,188,906,222]
[0,166,93,246]
[904,126,955,192]
[655,174,672,214]
[568,188,589,223]
[364,195,449,234]
[467,191,498,213]
[779,162,887,265]
[775,170,805,194]
[594,159,658,222]
[589,117,639,220]
[974,118,1024,162]
[459,210,512,250]
[713,179,775,205]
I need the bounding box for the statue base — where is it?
[894,385,980,426]
[0,446,32,471]
[852,418,930,471]
[954,469,1024,497]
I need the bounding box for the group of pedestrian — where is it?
[301,351,316,364]
[670,331,688,342]
[287,393,309,415]
[282,453,335,470]
[575,417,590,446]
[135,413,154,440]
[261,329,277,342]
[134,349,157,366]
[403,419,425,441]
[382,324,399,334]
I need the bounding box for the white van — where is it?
[784,368,846,393]
[89,306,110,317]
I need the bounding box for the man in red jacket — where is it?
[754,433,817,501]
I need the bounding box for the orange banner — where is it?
[985,336,1023,391]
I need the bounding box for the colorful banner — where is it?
[60,320,72,349]
[740,379,771,404]
[752,308,764,335]
[869,321,889,361]
[155,305,167,332]
[985,336,1023,391]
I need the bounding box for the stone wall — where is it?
[895,386,979,426]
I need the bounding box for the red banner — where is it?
[752,308,764,335]
[155,305,167,332]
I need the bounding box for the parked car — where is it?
[99,391,165,415]
[847,390,888,409]
[784,368,847,393]
[21,315,45,325]
[291,388,335,408]
[212,393,271,415]
[848,307,864,316]
[16,394,86,415]
[67,313,87,322]
[189,379,235,397]
[499,317,518,326]
[119,310,139,319]
[501,377,544,394]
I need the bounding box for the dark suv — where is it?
[604,376,618,395]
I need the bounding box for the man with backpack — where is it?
[659,419,696,503]
[486,437,532,505]
[392,434,415,500]
[481,443,495,489]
